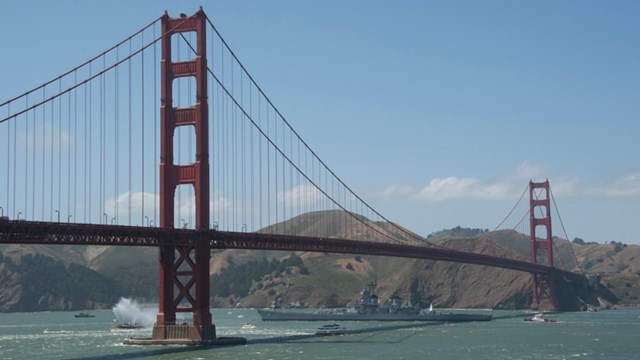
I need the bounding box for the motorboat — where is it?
[241,322,256,330]
[524,313,556,323]
[74,312,95,318]
[315,323,346,336]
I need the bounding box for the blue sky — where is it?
[0,1,638,244]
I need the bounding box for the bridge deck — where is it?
[0,220,584,280]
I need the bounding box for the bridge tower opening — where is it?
[529,180,558,310]
[153,9,213,342]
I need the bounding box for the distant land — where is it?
[0,211,638,312]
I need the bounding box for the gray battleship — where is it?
[258,282,492,322]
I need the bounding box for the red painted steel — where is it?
[0,220,585,281]
[156,8,213,341]
[529,180,558,310]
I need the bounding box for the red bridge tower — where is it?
[153,9,213,342]
[529,180,558,310]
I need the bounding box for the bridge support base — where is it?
[124,323,245,346]
[151,323,216,342]
[123,336,246,346]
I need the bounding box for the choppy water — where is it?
[0,308,638,359]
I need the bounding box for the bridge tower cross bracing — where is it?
[153,9,214,341]
[529,180,558,310]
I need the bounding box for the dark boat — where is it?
[116,322,144,329]
[74,312,95,318]
[258,282,492,322]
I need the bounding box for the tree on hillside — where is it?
[572,237,585,245]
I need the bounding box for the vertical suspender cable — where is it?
[274,110,278,231]
[41,89,46,220]
[103,56,107,221]
[24,95,29,218]
[218,48,222,228]
[154,25,158,226]
[67,84,71,219]
[231,60,236,230]
[115,47,120,222]
[33,99,37,219]
[249,78,254,231]
[241,70,245,231]
[258,93,262,230]
[52,92,55,221]
[99,57,104,222]
[73,71,77,221]
[87,64,92,222]
[128,39,132,225]
[266,105,270,232]
[221,46,226,228]
[83,81,87,222]
[58,79,63,220]
[6,103,10,215]
[141,31,145,226]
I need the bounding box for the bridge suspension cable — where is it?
[198,15,431,246]
[0,15,199,226]
[5,10,565,252]
[472,183,531,259]
[550,187,583,273]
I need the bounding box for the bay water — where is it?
[1,308,638,359]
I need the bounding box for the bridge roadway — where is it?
[0,220,584,281]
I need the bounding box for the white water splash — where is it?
[111,298,156,327]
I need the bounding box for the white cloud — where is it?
[105,191,159,225]
[377,161,581,203]
[548,177,579,196]
[595,173,640,197]
[380,184,415,199]
[416,177,512,202]
[513,161,545,180]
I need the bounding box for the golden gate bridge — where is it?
[0,9,586,345]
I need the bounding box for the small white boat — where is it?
[524,313,556,323]
[241,322,256,330]
[315,323,345,336]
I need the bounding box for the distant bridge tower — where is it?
[529,180,558,310]
[153,9,214,342]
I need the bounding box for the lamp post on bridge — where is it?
[54,210,59,222]
[145,216,150,227]
[17,212,22,221]
[67,215,72,223]
[111,217,116,225]
[103,213,108,225]
[0,206,3,217]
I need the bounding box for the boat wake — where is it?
[112,298,155,328]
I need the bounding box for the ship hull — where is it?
[257,309,492,322]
